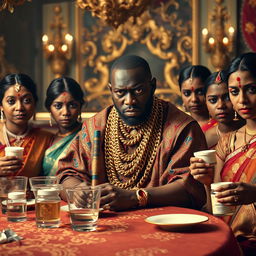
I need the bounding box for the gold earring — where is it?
[0,109,4,122]
[78,114,82,123]
[233,111,239,121]
[49,113,53,127]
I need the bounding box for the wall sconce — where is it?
[42,5,73,78]
[202,0,235,71]
[0,0,31,13]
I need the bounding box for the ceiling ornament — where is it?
[0,0,31,13]
[76,0,151,28]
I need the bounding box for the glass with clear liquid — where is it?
[7,192,27,222]
[70,209,99,231]
[35,189,61,228]
[66,187,101,232]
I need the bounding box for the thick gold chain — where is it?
[105,97,163,189]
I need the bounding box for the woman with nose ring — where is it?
[42,77,85,176]
[190,53,256,255]
[0,73,53,177]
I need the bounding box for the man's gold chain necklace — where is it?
[105,97,163,189]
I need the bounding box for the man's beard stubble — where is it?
[114,95,154,126]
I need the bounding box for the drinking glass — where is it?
[65,187,101,232]
[0,176,28,214]
[29,176,58,197]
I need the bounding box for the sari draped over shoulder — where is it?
[201,119,217,133]
[216,132,256,245]
[42,130,80,176]
[0,127,53,178]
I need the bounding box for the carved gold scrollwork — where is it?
[79,0,195,110]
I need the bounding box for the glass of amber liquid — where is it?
[35,188,61,228]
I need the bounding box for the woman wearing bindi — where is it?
[190,52,256,255]
[203,71,245,149]
[42,77,85,176]
[178,65,212,131]
[0,73,53,177]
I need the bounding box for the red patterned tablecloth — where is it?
[0,206,241,256]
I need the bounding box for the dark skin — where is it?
[0,85,34,176]
[62,66,205,211]
[205,82,245,149]
[181,77,209,127]
[190,71,256,211]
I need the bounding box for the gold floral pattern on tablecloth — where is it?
[115,247,168,256]
[117,214,148,220]
[98,218,129,233]
[141,232,182,241]
[0,206,241,256]
[0,243,80,256]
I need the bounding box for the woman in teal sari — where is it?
[42,77,85,176]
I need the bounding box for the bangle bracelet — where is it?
[136,188,148,207]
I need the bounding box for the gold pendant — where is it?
[14,83,21,92]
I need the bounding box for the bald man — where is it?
[57,55,207,211]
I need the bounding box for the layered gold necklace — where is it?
[105,97,163,189]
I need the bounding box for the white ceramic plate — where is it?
[60,205,104,212]
[145,214,208,231]
[2,198,35,206]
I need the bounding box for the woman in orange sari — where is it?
[0,73,53,178]
[190,52,256,255]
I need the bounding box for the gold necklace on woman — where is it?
[3,123,30,147]
[242,126,256,152]
[105,97,163,189]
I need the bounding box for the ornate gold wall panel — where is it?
[75,0,199,112]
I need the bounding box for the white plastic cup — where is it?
[194,149,216,164]
[210,182,236,216]
[5,147,24,160]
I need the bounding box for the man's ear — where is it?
[108,83,112,92]
[151,77,156,93]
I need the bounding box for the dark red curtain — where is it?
[242,0,256,51]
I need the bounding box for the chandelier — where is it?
[76,0,152,28]
[0,0,31,13]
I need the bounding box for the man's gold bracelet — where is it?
[136,188,148,207]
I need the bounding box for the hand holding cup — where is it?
[190,150,216,186]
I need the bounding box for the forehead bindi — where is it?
[229,71,255,88]
[54,92,74,102]
[4,85,31,98]
[183,77,204,89]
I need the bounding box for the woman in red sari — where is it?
[204,71,245,149]
[0,73,53,178]
[190,52,256,255]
